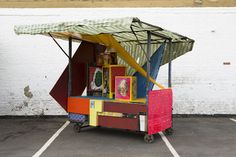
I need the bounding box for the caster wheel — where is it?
[164,128,174,135]
[144,134,154,143]
[73,123,82,133]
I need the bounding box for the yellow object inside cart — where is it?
[98,112,123,117]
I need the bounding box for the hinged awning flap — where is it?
[14,17,194,75]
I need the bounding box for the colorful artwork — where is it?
[115,76,137,101]
[117,78,130,99]
[102,65,126,98]
[90,68,102,90]
[97,52,117,66]
[88,67,102,96]
[102,67,110,97]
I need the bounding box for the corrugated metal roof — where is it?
[14,17,194,75]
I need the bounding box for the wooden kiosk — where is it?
[15,17,194,143]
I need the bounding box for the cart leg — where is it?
[144,134,154,143]
[164,128,174,135]
[73,122,83,133]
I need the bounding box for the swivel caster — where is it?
[73,123,82,133]
[164,128,174,135]
[144,134,154,143]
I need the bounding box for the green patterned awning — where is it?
[14,17,194,75]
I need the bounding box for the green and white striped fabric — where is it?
[14,17,194,75]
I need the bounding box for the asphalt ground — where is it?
[0,117,236,157]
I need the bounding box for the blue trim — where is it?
[68,113,87,122]
[133,44,165,98]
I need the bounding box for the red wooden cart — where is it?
[15,17,194,143]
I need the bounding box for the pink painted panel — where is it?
[148,89,173,135]
[115,77,131,100]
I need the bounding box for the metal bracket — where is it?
[168,39,172,88]
[130,26,150,62]
[48,33,70,59]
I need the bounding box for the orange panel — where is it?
[67,97,90,115]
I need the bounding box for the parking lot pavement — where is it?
[40,124,172,157]
[166,117,236,157]
[0,117,236,157]
[0,117,66,157]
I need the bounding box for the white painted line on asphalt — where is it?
[32,120,70,157]
[159,132,180,157]
[230,118,236,122]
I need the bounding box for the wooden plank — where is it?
[104,101,146,114]
[98,116,139,131]
[68,97,90,115]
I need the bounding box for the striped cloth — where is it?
[14,17,194,75]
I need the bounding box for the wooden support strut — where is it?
[48,33,70,59]
[146,31,151,95]
[146,31,151,133]
[168,39,172,88]
[68,37,72,97]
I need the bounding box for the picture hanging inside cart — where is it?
[97,51,117,66]
[87,67,103,96]
[115,76,137,101]
[102,65,126,99]
[102,67,110,97]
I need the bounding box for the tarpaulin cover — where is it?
[14,17,194,75]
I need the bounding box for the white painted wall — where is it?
[0,8,235,115]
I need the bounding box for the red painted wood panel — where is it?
[110,66,126,92]
[103,101,146,114]
[50,41,106,111]
[98,116,139,131]
[67,97,90,115]
[148,89,173,135]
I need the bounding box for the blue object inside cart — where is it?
[68,113,87,122]
[133,44,165,98]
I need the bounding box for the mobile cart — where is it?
[15,17,194,143]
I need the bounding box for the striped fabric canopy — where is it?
[14,17,194,75]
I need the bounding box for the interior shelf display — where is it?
[102,65,126,99]
[97,49,118,66]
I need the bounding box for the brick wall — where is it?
[0,8,235,115]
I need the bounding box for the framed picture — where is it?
[115,76,137,101]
